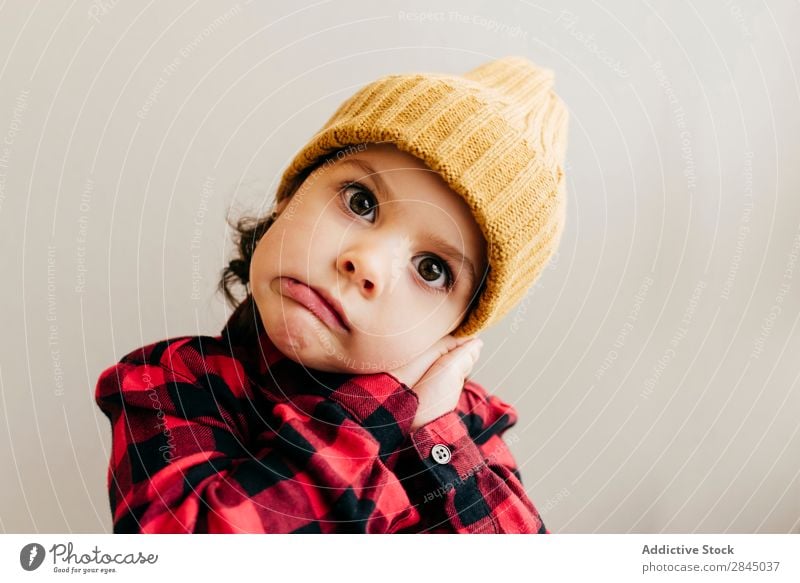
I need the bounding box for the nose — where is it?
[337,235,410,297]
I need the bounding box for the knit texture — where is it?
[274,55,569,337]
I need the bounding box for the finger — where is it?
[411,334,460,363]
[461,339,483,371]
[405,338,459,381]
[464,344,482,376]
[444,334,468,349]
[459,337,483,352]
[451,337,482,353]
[443,335,479,357]
[466,337,483,360]
[432,334,467,358]
[414,336,481,382]
[429,338,482,379]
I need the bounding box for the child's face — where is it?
[250,142,488,373]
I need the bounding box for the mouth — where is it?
[279,277,351,333]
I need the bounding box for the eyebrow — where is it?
[336,158,478,289]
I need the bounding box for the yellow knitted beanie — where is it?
[274,55,569,337]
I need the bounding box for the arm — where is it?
[95,341,422,533]
[402,379,549,534]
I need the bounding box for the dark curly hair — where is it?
[218,149,487,343]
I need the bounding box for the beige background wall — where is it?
[0,0,798,533]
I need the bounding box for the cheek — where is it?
[362,286,461,335]
[360,326,439,358]
[284,201,342,250]
[249,237,269,282]
[408,293,463,325]
[345,337,424,371]
[261,221,316,267]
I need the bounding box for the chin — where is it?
[266,321,313,355]
[265,322,342,372]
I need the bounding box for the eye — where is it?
[340,182,378,222]
[337,180,456,293]
[412,255,455,292]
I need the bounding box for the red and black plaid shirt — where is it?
[95,311,549,534]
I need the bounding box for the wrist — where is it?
[411,395,460,433]
[410,410,486,487]
[327,372,420,463]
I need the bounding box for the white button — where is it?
[431,444,451,464]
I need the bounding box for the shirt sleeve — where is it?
[404,379,550,534]
[94,343,423,534]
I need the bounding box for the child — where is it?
[95,55,568,533]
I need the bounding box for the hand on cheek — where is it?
[387,334,484,432]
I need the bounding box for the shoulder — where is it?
[95,333,251,401]
[115,334,230,375]
[456,378,519,443]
